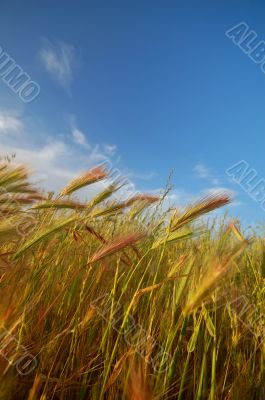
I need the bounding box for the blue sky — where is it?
[0,0,265,226]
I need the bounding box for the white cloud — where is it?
[0,112,23,134]
[0,111,242,217]
[194,163,220,185]
[211,178,219,185]
[0,110,118,197]
[1,137,75,189]
[72,128,90,148]
[194,163,211,179]
[39,40,76,89]
[103,144,117,157]
[69,115,90,149]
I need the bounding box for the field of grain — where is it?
[0,161,264,399]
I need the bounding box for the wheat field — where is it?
[0,161,264,400]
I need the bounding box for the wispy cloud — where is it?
[194,163,220,185]
[69,116,90,149]
[0,111,23,134]
[0,110,118,196]
[194,164,211,179]
[0,111,242,215]
[68,116,117,160]
[103,144,117,157]
[39,40,77,89]
[72,128,89,147]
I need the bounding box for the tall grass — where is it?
[0,161,264,399]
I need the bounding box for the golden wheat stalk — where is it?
[171,194,230,231]
[33,199,87,210]
[88,232,145,264]
[60,166,108,196]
